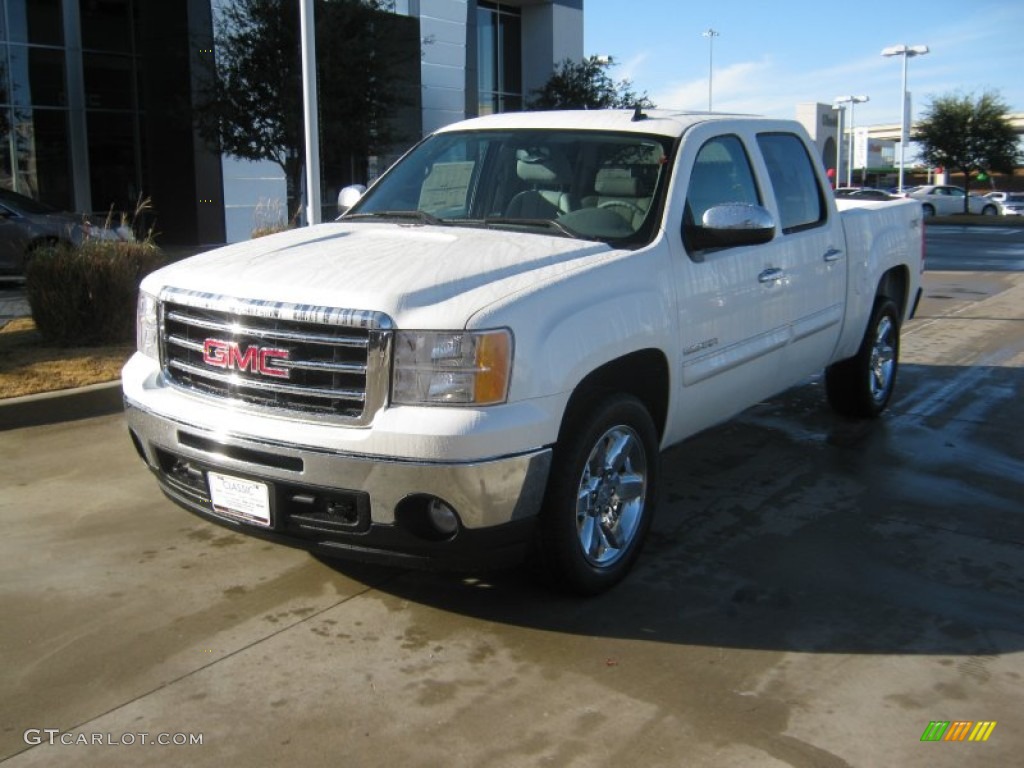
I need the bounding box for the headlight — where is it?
[392,329,512,406]
[136,291,159,361]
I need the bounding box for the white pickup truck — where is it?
[123,110,923,594]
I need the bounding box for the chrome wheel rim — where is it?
[869,315,896,404]
[575,425,648,567]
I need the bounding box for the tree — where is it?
[195,0,416,219]
[915,91,1021,212]
[527,56,654,111]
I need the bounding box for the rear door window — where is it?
[756,133,827,233]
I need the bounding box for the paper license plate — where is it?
[208,472,272,527]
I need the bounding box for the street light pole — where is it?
[832,103,845,187]
[702,29,719,111]
[882,44,929,192]
[300,0,322,225]
[834,95,869,187]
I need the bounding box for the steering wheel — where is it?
[598,200,645,225]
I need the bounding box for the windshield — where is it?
[347,129,675,246]
[0,188,60,215]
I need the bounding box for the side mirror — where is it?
[685,203,775,254]
[337,184,366,216]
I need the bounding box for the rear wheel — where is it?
[825,297,901,419]
[533,393,658,595]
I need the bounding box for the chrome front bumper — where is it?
[125,400,552,569]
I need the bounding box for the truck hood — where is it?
[146,222,615,328]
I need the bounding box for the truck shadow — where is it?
[321,363,1024,658]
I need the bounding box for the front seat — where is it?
[504,149,575,219]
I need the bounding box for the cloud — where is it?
[650,58,779,113]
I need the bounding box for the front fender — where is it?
[468,242,676,423]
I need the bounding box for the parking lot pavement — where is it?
[1,272,1022,767]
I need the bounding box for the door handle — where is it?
[758,268,785,284]
[823,247,843,262]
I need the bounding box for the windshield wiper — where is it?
[346,210,446,226]
[480,217,590,240]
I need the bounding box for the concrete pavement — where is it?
[1,271,1022,767]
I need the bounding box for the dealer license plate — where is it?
[207,472,272,528]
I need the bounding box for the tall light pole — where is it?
[300,0,322,225]
[882,44,929,192]
[834,95,869,187]
[702,28,719,111]
[832,103,845,186]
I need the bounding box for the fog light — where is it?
[427,499,460,536]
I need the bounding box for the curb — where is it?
[925,215,1018,227]
[0,381,124,432]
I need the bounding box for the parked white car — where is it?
[986,191,1024,216]
[903,185,999,217]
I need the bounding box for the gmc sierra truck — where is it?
[123,110,923,594]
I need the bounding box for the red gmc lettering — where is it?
[203,339,290,379]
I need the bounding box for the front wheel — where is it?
[921,203,935,218]
[825,297,901,419]
[533,394,658,595]
[982,205,998,216]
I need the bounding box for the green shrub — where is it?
[26,239,166,347]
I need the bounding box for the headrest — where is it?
[516,149,572,185]
[594,168,644,197]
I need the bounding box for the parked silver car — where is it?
[902,185,999,217]
[0,189,133,275]
[835,187,897,201]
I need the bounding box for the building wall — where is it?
[521,0,582,104]
[416,0,470,134]
[796,102,840,175]
[2,0,582,246]
[406,0,583,134]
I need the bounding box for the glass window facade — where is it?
[477,2,521,115]
[0,0,140,213]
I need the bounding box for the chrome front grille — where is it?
[159,290,392,424]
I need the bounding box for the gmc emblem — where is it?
[203,338,291,379]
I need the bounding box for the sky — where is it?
[583,0,1024,128]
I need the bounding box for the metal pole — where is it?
[883,44,927,193]
[847,100,856,188]
[834,106,844,187]
[300,0,322,225]
[702,29,719,111]
[898,51,908,193]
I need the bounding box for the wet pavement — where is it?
[1,271,1022,767]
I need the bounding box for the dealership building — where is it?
[1,0,583,245]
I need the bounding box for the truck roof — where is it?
[434,109,760,138]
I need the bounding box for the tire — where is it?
[825,297,901,419]
[921,203,935,218]
[533,393,658,595]
[982,205,998,216]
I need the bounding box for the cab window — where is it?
[756,133,826,233]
